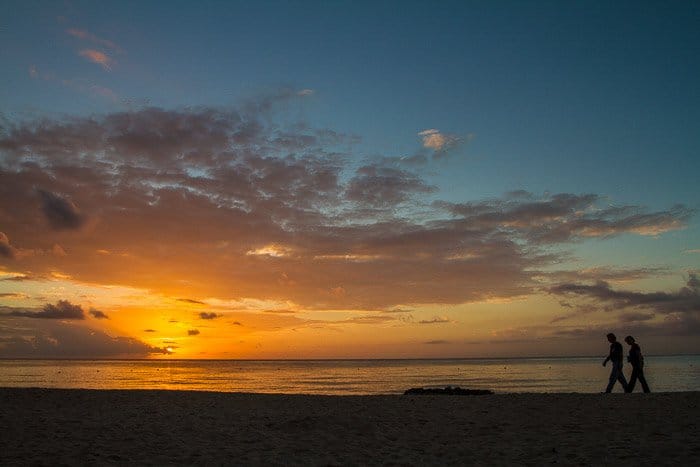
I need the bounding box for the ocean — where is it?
[1,356,698,394]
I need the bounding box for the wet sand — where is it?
[1,388,698,465]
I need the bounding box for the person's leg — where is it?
[638,368,650,393]
[605,366,617,393]
[617,367,628,392]
[627,367,638,393]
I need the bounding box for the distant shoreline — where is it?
[1,353,699,362]
[2,388,698,465]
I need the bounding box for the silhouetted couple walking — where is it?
[603,333,650,393]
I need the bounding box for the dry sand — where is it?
[1,388,698,465]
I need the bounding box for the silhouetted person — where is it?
[603,333,628,393]
[624,335,650,393]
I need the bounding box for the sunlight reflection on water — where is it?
[1,356,698,394]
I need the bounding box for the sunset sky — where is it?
[1,1,699,359]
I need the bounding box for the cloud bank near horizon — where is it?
[0,94,693,310]
[0,93,697,357]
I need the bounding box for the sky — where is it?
[1,0,699,359]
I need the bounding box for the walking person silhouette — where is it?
[603,333,628,393]
[624,335,651,393]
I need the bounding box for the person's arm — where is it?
[629,345,640,365]
[603,346,611,366]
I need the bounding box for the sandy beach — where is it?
[1,388,698,465]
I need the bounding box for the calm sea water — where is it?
[0,356,698,394]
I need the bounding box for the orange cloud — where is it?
[79,49,113,70]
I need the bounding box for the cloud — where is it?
[0,232,17,259]
[424,340,449,344]
[89,85,118,102]
[89,308,109,319]
[0,100,692,311]
[345,165,436,208]
[418,129,461,155]
[144,329,157,332]
[66,29,123,54]
[188,329,200,336]
[38,190,87,230]
[6,300,85,319]
[418,316,451,324]
[342,315,397,325]
[435,192,693,244]
[178,298,206,305]
[199,312,219,320]
[619,311,655,322]
[538,266,669,285]
[0,321,167,358]
[549,274,700,316]
[79,49,113,70]
[297,89,314,96]
[0,293,27,299]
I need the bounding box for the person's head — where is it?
[606,333,617,343]
[625,335,635,345]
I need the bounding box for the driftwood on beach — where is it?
[403,387,494,395]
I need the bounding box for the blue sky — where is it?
[4,1,699,205]
[1,1,699,358]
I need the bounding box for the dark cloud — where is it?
[144,329,156,332]
[619,311,655,322]
[89,308,109,319]
[38,190,87,230]
[424,340,449,345]
[549,274,700,315]
[198,312,219,320]
[0,274,36,282]
[231,321,243,326]
[0,321,167,358]
[418,317,451,324]
[435,193,693,244]
[0,232,17,259]
[345,165,435,208]
[179,298,205,305]
[539,267,669,284]
[188,329,200,336]
[7,300,85,319]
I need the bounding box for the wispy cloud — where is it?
[178,298,206,305]
[79,49,113,71]
[66,28,124,54]
[419,316,452,324]
[549,274,700,316]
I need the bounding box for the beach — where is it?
[1,388,698,465]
